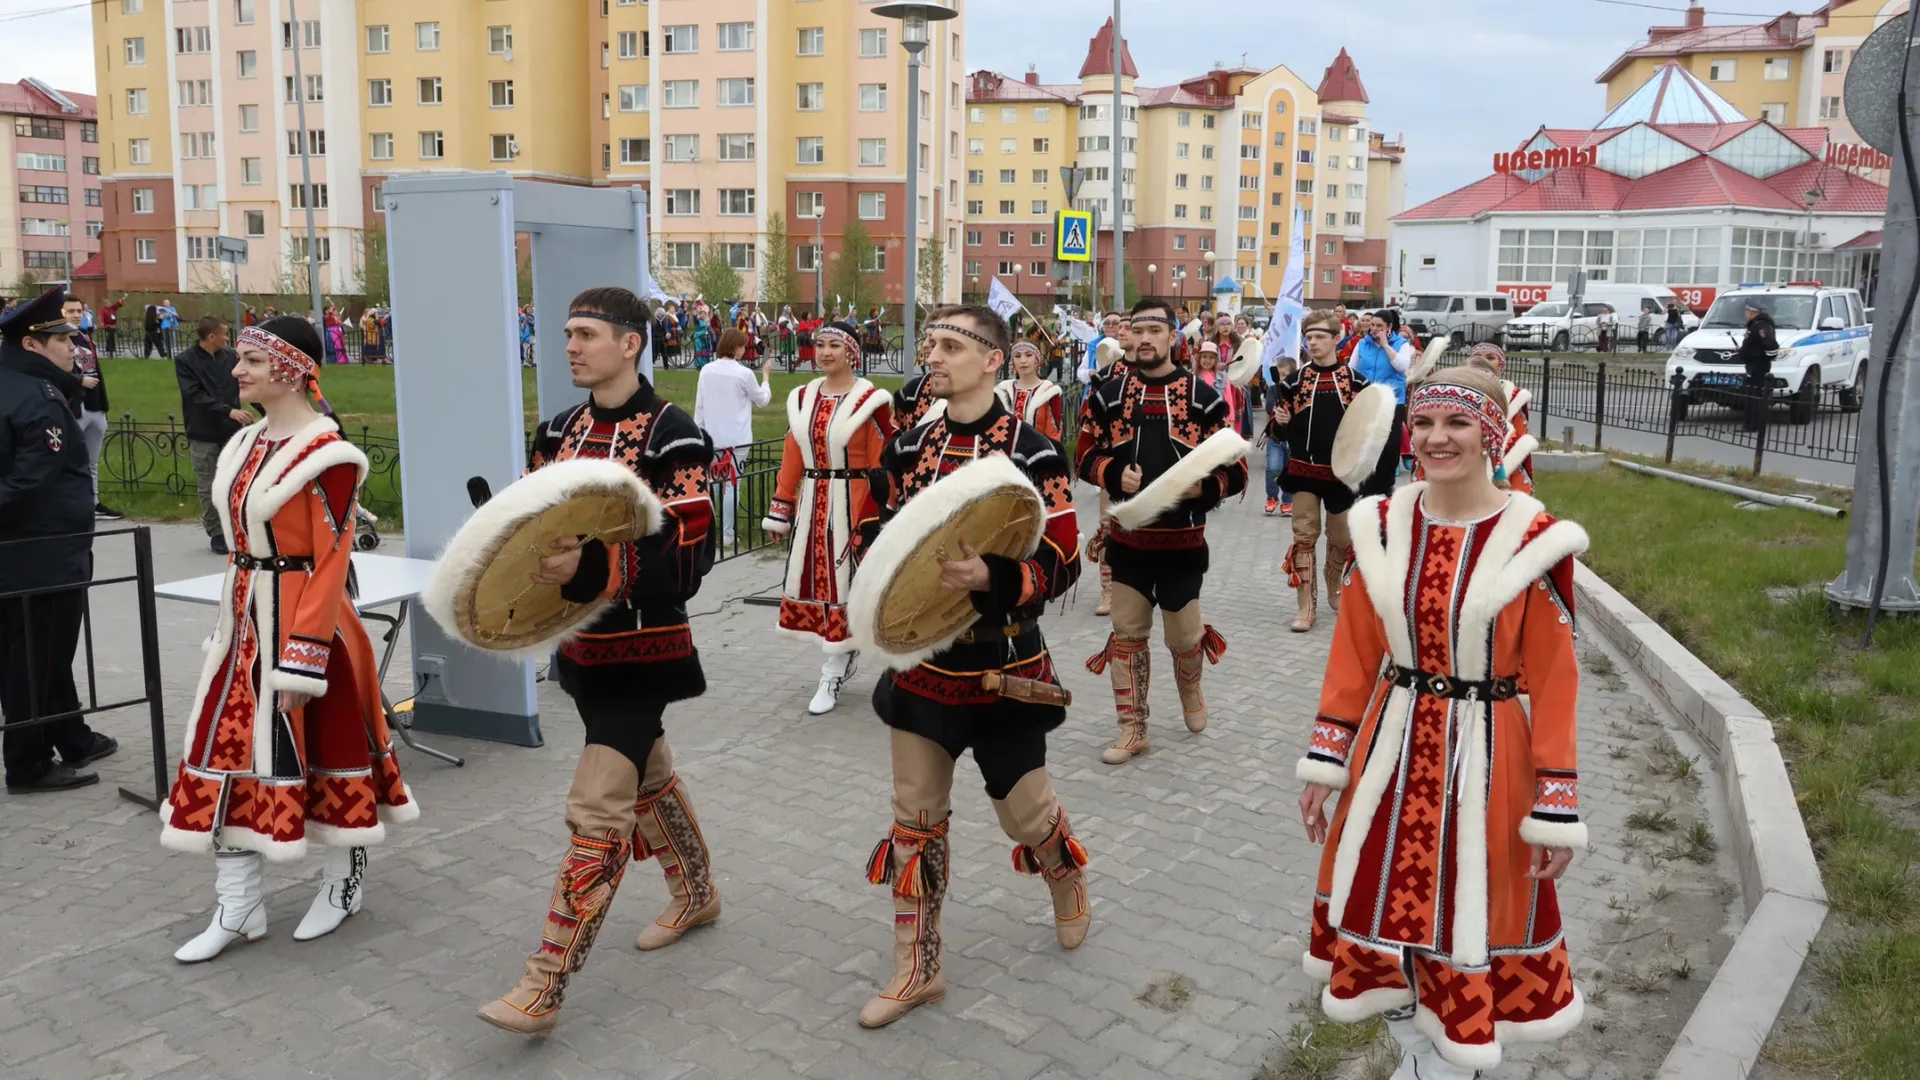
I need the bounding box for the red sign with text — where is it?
[1825,142,1891,171]
[1492,145,1597,173]
[1341,268,1374,286]
[1497,283,1717,313]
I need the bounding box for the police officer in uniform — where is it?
[0,287,118,793]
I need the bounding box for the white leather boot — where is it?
[293,846,367,942]
[808,650,856,715]
[174,850,267,963]
[1386,1009,1478,1079]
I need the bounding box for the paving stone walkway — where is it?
[0,465,1737,1080]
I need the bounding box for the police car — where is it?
[1666,283,1871,424]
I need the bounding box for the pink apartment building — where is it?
[1,79,102,294]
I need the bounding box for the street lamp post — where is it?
[1201,249,1215,314]
[969,275,979,303]
[813,203,824,316]
[1148,263,1157,298]
[875,3,958,370]
[1802,186,1824,279]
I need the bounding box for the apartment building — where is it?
[90,0,965,304]
[1,79,102,291]
[963,23,1408,312]
[1597,0,1909,166]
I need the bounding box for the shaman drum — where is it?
[422,459,663,655]
[1107,427,1251,531]
[1330,382,1397,492]
[847,454,1045,669]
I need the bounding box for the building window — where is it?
[1760,102,1787,123]
[1030,138,1050,154]
[123,0,142,11]
[619,138,649,164]
[285,130,324,156]
[619,84,648,111]
[1823,49,1848,74]
[663,25,698,53]
[490,134,517,161]
[1238,207,1258,221]
[1033,106,1050,122]
[125,37,146,65]
[995,230,1015,246]
[797,137,824,164]
[1820,96,1843,120]
[1497,227,1635,283]
[237,156,261,184]
[135,238,157,263]
[797,27,824,56]
[663,80,697,108]
[123,88,148,116]
[130,187,153,213]
[237,50,257,78]
[1298,117,1318,135]
[996,260,1016,275]
[489,26,513,55]
[1027,230,1046,246]
[858,191,886,219]
[491,81,515,108]
[718,188,755,215]
[418,131,445,159]
[968,138,984,155]
[244,210,265,237]
[664,134,698,162]
[1030,200,1048,215]
[1173,204,1188,220]
[717,78,754,107]
[717,133,755,161]
[1177,111,1191,127]
[369,79,392,106]
[723,243,756,270]
[418,77,443,105]
[1708,59,1736,81]
[859,83,887,111]
[1240,144,1260,160]
[176,26,211,53]
[1763,57,1791,81]
[1199,175,1214,191]
[366,25,389,53]
[797,245,821,272]
[859,28,887,57]
[717,22,754,51]
[617,31,639,59]
[665,242,699,269]
[288,182,328,209]
[665,189,700,215]
[997,200,1015,214]
[796,191,824,218]
[862,248,886,272]
[1344,211,1363,226]
[797,82,824,110]
[291,236,331,263]
[859,138,886,166]
[362,130,392,161]
[964,229,982,246]
[128,138,151,165]
[416,22,441,50]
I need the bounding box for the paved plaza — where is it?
[0,476,1739,1080]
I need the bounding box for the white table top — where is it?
[155,552,439,612]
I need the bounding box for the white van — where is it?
[1667,284,1871,423]
[1506,284,1697,350]
[1399,292,1514,345]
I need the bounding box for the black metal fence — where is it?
[1406,320,1689,355]
[0,527,170,808]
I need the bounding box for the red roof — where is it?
[1139,85,1232,109]
[1315,48,1369,104]
[71,254,104,279]
[1596,12,1819,83]
[1836,229,1882,250]
[1077,17,1139,80]
[967,71,1080,102]
[1766,159,1890,213]
[0,79,97,119]
[1396,155,1885,220]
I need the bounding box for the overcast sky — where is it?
[2,0,1712,207]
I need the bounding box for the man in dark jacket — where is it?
[1736,301,1779,432]
[174,315,250,554]
[64,296,121,521]
[0,287,117,793]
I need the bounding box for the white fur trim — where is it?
[378,783,422,825]
[268,670,329,699]
[1495,984,1585,1046]
[159,814,310,863]
[847,453,1042,670]
[1452,700,1493,967]
[1519,816,1589,851]
[1323,685,1412,942]
[1506,386,1532,422]
[1350,486,1421,666]
[1332,383,1398,491]
[249,437,368,533]
[1107,427,1250,530]
[1414,1006,1505,1072]
[1296,757,1351,790]
[1501,434,1539,479]
[762,518,791,535]
[421,458,664,658]
[1302,952,1333,982]
[778,381,885,629]
[995,379,1062,424]
[1322,982,1417,1023]
[773,624,858,653]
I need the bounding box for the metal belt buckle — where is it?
[1424,673,1455,698]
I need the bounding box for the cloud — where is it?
[0,5,95,93]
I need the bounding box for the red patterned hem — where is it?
[777,597,852,643]
[162,763,310,860]
[892,653,1057,706]
[559,624,695,666]
[1107,524,1205,551]
[305,768,384,834]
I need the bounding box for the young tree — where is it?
[758,213,797,308]
[690,237,744,307]
[917,237,946,311]
[357,221,391,305]
[831,219,883,316]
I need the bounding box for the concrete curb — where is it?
[1572,561,1827,1080]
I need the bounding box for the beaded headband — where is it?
[814,324,860,353]
[926,321,1001,352]
[1011,339,1041,357]
[239,326,318,389]
[1409,380,1509,464]
[1468,342,1508,369]
[568,309,649,334]
[1129,315,1178,330]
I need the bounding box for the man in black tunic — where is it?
[1270,309,1371,633]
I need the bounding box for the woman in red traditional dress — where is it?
[161,316,418,964]
[1296,364,1589,1076]
[764,319,893,715]
[993,339,1064,443]
[1468,343,1536,495]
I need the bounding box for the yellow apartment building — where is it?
[92,0,967,305]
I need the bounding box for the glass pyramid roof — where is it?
[1598,62,1747,127]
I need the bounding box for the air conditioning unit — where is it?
[502,46,513,62]
[1806,232,1823,246]
[507,138,520,157]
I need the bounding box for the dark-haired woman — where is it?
[161,315,418,963]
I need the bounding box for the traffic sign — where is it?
[1054,209,1092,263]
[215,236,249,264]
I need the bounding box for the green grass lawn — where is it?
[1544,463,1919,1079]
[97,358,903,523]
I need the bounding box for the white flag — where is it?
[986,277,1022,323]
[1259,205,1309,381]
[1065,317,1098,344]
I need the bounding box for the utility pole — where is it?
[288,0,323,324]
[875,3,955,367]
[1110,0,1124,311]
[1826,7,1920,625]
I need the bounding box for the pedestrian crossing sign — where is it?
[1054,210,1092,263]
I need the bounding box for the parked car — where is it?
[1241,303,1273,330]
[1502,300,1618,351]
[1400,291,1514,345]
[1667,284,1872,424]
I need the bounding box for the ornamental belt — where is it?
[803,468,861,479]
[1385,663,1518,702]
[955,619,1039,644]
[230,553,314,573]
